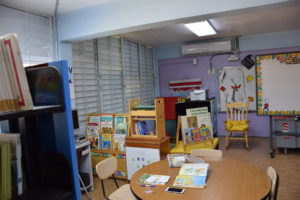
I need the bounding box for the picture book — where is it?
[137,173,170,185]
[173,163,209,188]
[113,134,126,152]
[186,107,209,116]
[198,113,213,140]
[101,134,112,150]
[89,115,101,125]
[88,135,100,149]
[187,116,198,128]
[114,116,127,135]
[100,115,113,134]
[86,124,99,136]
[192,128,201,142]
[183,128,193,144]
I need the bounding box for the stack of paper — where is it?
[137,174,170,185]
[173,163,209,188]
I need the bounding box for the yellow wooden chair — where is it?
[225,102,249,149]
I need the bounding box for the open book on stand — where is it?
[173,163,209,188]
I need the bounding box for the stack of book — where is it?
[86,114,127,151]
[0,34,33,113]
[173,163,209,188]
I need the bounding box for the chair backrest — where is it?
[190,149,223,158]
[226,102,249,121]
[96,157,117,180]
[267,166,279,200]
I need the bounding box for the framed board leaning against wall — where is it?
[217,66,256,111]
[256,52,300,116]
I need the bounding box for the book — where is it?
[183,128,193,144]
[86,124,99,136]
[1,34,33,110]
[100,115,113,134]
[137,121,149,135]
[114,116,127,135]
[89,115,101,126]
[137,173,170,185]
[88,135,100,149]
[113,134,126,152]
[101,134,112,150]
[198,113,213,140]
[186,107,209,116]
[173,163,209,188]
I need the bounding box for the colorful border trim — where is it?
[256,52,300,116]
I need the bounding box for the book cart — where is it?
[125,98,170,179]
[86,113,128,179]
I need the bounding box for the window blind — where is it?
[0,5,53,66]
[72,36,155,120]
[97,37,124,113]
[72,40,99,127]
[122,39,141,112]
[139,44,155,105]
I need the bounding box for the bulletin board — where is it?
[256,52,300,116]
[217,66,257,111]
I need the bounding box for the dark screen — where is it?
[166,187,184,193]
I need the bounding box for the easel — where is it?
[176,116,214,152]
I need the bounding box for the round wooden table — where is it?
[130,158,271,200]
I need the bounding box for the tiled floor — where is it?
[82,137,300,200]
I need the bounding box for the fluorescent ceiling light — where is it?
[185,20,216,37]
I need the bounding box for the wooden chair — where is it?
[95,157,136,200]
[225,102,249,149]
[267,166,279,200]
[190,149,223,158]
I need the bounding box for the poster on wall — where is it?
[217,66,256,111]
[256,52,300,116]
[126,147,160,179]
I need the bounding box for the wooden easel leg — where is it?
[225,131,229,149]
[245,131,249,149]
[175,116,182,146]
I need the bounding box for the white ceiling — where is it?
[1,0,300,46]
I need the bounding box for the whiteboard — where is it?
[256,52,300,116]
[126,147,160,179]
[217,66,256,111]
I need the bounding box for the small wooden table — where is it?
[130,158,271,200]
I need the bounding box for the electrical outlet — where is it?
[228,54,239,61]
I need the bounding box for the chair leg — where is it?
[101,179,109,200]
[112,174,120,188]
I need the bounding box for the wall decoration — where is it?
[217,66,256,111]
[256,52,300,116]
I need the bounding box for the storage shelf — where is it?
[0,105,63,121]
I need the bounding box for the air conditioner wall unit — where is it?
[181,40,234,56]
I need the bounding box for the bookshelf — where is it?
[85,113,128,179]
[125,98,170,179]
[0,61,81,200]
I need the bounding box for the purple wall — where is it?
[159,46,300,137]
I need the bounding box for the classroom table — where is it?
[130,157,271,200]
